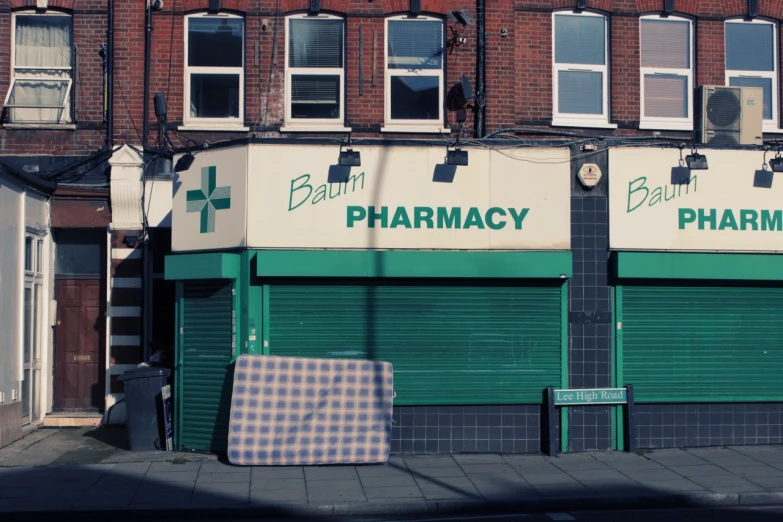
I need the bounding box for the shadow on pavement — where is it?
[1,458,783,521]
[83,426,129,451]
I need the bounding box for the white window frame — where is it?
[725,18,780,133]
[5,10,73,125]
[552,10,616,129]
[282,13,349,132]
[182,12,246,130]
[382,15,449,134]
[639,14,694,131]
[22,232,45,425]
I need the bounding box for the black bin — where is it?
[119,367,171,451]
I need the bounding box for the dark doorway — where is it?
[53,229,106,411]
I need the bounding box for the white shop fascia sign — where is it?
[610,147,783,252]
[172,144,572,252]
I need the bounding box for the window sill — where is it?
[177,124,250,132]
[280,125,352,133]
[551,118,618,130]
[763,125,783,134]
[381,125,452,134]
[639,121,693,131]
[4,123,76,130]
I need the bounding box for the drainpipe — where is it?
[142,0,152,149]
[475,0,486,138]
[106,0,114,147]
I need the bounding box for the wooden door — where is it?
[54,279,104,411]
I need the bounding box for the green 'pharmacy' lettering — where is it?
[347,206,530,230]
[679,208,783,231]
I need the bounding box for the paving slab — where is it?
[408,466,468,478]
[360,475,418,488]
[458,463,520,475]
[196,471,251,484]
[464,471,528,484]
[452,454,507,465]
[645,450,708,467]
[688,475,762,490]
[192,482,250,504]
[619,468,686,482]
[565,469,630,481]
[131,482,194,505]
[668,465,733,477]
[250,477,306,491]
[0,488,31,499]
[307,485,366,503]
[249,488,308,503]
[726,465,783,478]
[143,470,199,482]
[521,472,580,485]
[549,457,613,471]
[363,486,424,500]
[472,482,538,500]
[532,484,597,497]
[148,461,202,472]
[745,476,783,489]
[403,456,458,468]
[198,461,249,473]
[107,462,151,475]
[639,479,707,492]
[251,466,303,480]
[304,466,358,481]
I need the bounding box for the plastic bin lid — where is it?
[117,366,171,381]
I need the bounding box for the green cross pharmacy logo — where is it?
[186,166,231,234]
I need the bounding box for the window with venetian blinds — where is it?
[287,16,344,122]
[640,17,692,125]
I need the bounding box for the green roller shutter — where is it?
[622,285,783,402]
[268,281,564,404]
[178,280,235,452]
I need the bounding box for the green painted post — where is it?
[616,285,625,451]
[174,281,184,450]
[561,280,569,454]
[262,284,270,355]
[611,285,618,450]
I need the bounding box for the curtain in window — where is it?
[641,19,689,69]
[12,16,71,122]
[726,23,774,72]
[15,16,72,67]
[555,15,605,65]
[387,20,443,70]
[289,19,343,68]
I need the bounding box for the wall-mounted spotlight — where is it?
[339,150,361,167]
[671,146,691,184]
[338,134,361,167]
[446,148,469,166]
[770,151,783,172]
[685,149,709,170]
[175,153,195,172]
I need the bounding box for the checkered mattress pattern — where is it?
[227,355,394,466]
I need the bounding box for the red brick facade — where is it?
[1,0,782,152]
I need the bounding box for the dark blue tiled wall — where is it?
[390,405,558,454]
[568,195,613,452]
[635,404,783,449]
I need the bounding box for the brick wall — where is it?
[2,0,778,149]
[0,1,108,155]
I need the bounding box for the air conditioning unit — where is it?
[697,85,763,146]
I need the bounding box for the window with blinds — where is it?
[286,16,344,123]
[552,11,610,126]
[726,20,778,125]
[639,16,693,129]
[385,17,444,124]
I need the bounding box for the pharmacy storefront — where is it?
[610,147,783,449]
[165,141,572,453]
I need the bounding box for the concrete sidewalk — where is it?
[3,429,783,519]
